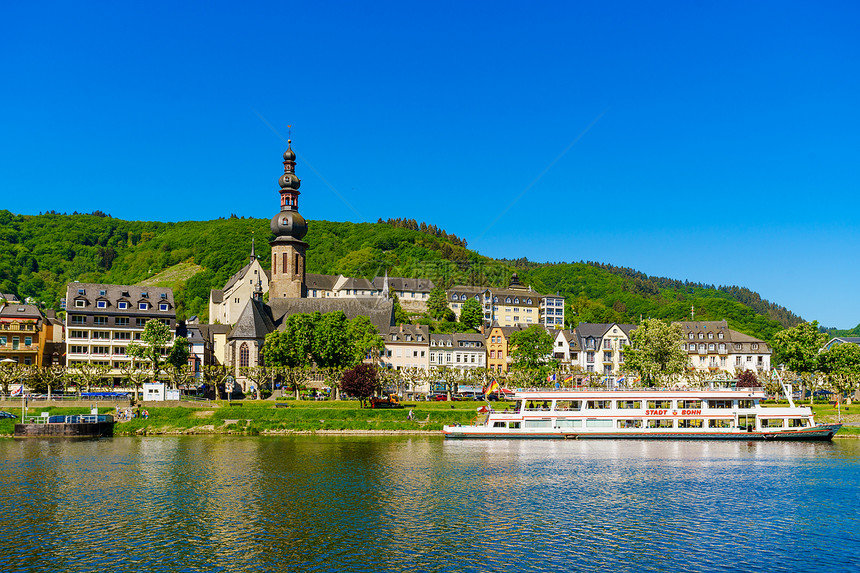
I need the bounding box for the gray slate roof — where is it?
[210,289,224,304]
[373,276,435,293]
[269,297,395,335]
[305,273,339,290]
[228,298,276,340]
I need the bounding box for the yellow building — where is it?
[0,300,54,367]
[485,324,525,373]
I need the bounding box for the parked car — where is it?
[0,411,18,419]
[432,394,448,401]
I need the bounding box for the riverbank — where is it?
[2,400,859,437]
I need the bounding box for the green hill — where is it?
[0,210,800,341]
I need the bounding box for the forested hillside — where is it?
[0,210,802,341]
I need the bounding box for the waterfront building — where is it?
[822,336,860,352]
[551,329,581,372]
[485,322,526,373]
[64,282,177,375]
[675,320,772,373]
[429,332,486,371]
[383,324,430,371]
[575,323,636,375]
[0,300,60,367]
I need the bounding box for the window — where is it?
[113,347,126,355]
[586,351,595,363]
[647,419,674,428]
[92,331,109,339]
[97,301,107,309]
[586,400,612,409]
[239,342,249,368]
[78,288,86,295]
[70,345,87,354]
[70,315,86,325]
[678,400,702,409]
[118,301,128,310]
[688,333,694,340]
[159,303,169,311]
[136,318,146,327]
[709,343,715,351]
[709,419,733,428]
[708,400,733,409]
[647,400,673,409]
[736,356,742,366]
[718,332,724,339]
[75,300,85,308]
[93,316,107,326]
[141,292,148,298]
[751,343,759,350]
[617,420,643,429]
[139,302,149,310]
[617,400,641,409]
[678,419,704,428]
[116,317,129,326]
[114,332,131,340]
[92,346,109,355]
[708,333,713,339]
[24,336,32,346]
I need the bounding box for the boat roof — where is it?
[511,388,766,399]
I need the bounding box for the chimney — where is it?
[399,324,404,333]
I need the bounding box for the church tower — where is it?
[269,139,308,299]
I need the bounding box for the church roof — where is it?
[228,298,276,340]
[210,289,224,304]
[222,262,253,292]
[371,276,435,293]
[269,297,395,335]
[305,273,339,290]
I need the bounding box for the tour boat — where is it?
[442,382,841,440]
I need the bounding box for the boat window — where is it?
[617,400,642,409]
[509,422,521,429]
[708,399,733,409]
[585,419,613,428]
[493,422,506,428]
[556,419,582,428]
[709,419,733,428]
[678,400,702,409]
[513,401,523,412]
[738,399,754,409]
[647,400,673,409]
[617,419,643,428]
[555,400,582,411]
[647,419,674,428]
[788,418,808,427]
[762,419,785,428]
[525,400,551,411]
[586,400,612,409]
[678,419,704,428]
[524,419,552,428]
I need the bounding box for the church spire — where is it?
[250,237,256,262]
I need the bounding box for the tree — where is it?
[127,319,173,380]
[819,343,860,418]
[427,287,452,320]
[390,288,410,325]
[261,313,317,368]
[312,311,351,368]
[167,336,190,371]
[200,364,229,401]
[623,319,688,387]
[240,366,269,400]
[73,363,110,395]
[771,321,827,402]
[736,369,758,388]
[120,360,151,402]
[508,325,555,379]
[340,363,379,407]
[346,316,384,367]
[772,321,827,372]
[459,298,483,331]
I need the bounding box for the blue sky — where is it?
[2,1,859,328]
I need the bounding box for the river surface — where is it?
[0,436,858,572]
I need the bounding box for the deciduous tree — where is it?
[459,298,483,331]
[508,325,555,379]
[340,363,379,407]
[623,319,687,387]
[127,319,173,380]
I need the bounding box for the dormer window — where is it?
[75,299,85,308]
[141,292,149,298]
[122,291,130,297]
[99,290,106,296]
[451,294,457,300]
[78,288,85,295]
[506,297,512,304]
[139,302,149,310]
[160,293,167,299]
[493,296,498,303]
[97,301,107,309]
[708,333,713,340]
[688,333,694,339]
[527,298,532,304]
[718,333,724,339]
[118,301,128,310]
[751,343,759,351]
[159,303,169,311]
[698,333,704,339]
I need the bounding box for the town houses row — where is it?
[2,283,774,385]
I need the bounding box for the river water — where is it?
[0,436,858,572]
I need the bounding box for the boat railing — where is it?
[22,414,113,424]
[512,386,764,393]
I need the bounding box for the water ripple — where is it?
[0,437,859,572]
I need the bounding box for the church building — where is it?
[216,140,395,387]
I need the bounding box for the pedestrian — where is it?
[407,409,414,421]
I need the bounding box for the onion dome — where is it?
[271,207,308,240]
[283,140,296,162]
